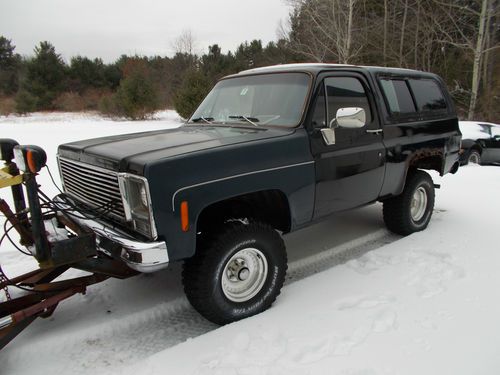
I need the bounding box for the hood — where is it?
[58,124,295,174]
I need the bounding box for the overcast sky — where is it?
[0,0,292,63]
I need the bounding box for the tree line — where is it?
[0,0,498,121]
[0,36,300,119]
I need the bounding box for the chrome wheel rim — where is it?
[221,248,268,302]
[411,186,428,222]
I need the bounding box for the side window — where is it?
[489,125,500,138]
[478,124,492,137]
[408,79,447,112]
[379,78,416,114]
[325,77,372,126]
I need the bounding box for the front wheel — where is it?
[467,150,481,165]
[182,221,287,325]
[383,170,435,235]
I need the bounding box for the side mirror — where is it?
[322,107,366,146]
[335,107,366,129]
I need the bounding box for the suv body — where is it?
[57,63,461,323]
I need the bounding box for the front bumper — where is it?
[54,197,169,273]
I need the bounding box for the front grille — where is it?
[58,157,126,221]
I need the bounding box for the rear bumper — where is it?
[54,197,169,273]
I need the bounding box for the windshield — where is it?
[190,72,311,127]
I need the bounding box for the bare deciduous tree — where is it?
[284,0,362,63]
[172,29,197,56]
[432,0,499,119]
[281,0,499,120]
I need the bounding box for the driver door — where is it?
[482,125,500,163]
[309,73,385,219]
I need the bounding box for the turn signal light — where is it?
[180,201,189,232]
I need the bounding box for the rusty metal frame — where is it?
[0,266,114,350]
[0,145,140,351]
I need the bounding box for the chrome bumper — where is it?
[54,197,169,273]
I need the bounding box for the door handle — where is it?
[366,129,383,135]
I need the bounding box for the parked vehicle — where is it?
[54,63,461,324]
[459,121,500,165]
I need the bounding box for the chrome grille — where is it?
[58,157,126,221]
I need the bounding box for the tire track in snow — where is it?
[286,229,400,283]
[2,229,400,375]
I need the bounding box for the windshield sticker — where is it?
[240,87,249,96]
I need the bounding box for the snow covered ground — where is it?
[1,112,499,374]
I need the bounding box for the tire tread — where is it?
[182,221,287,325]
[382,170,435,236]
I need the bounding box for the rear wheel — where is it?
[182,221,287,325]
[383,170,435,235]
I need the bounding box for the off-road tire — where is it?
[182,221,287,325]
[383,170,435,236]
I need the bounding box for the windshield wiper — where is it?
[190,116,214,124]
[228,115,259,127]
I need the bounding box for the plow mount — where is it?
[0,267,108,350]
[0,139,137,350]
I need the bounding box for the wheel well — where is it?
[469,145,482,154]
[409,149,443,174]
[196,190,291,234]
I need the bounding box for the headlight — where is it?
[118,173,157,239]
[13,147,26,171]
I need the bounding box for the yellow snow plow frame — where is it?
[0,167,23,189]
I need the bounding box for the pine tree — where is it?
[173,69,211,119]
[114,58,160,119]
[68,56,106,93]
[20,41,66,110]
[15,90,36,114]
[0,36,21,95]
[201,44,236,84]
[235,40,265,70]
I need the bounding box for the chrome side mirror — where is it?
[322,107,366,146]
[335,107,366,129]
[328,107,366,129]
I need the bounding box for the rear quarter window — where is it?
[408,79,447,112]
[379,78,416,115]
[378,76,449,122]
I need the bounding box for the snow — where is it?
[1,112,500,374]
[126,165,500,375]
